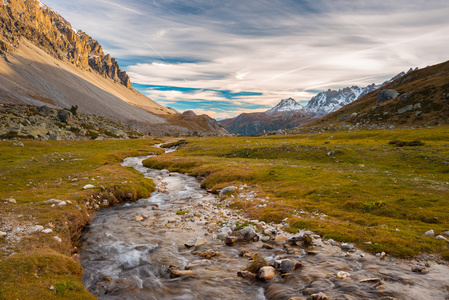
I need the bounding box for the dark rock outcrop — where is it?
[377,89,399,104]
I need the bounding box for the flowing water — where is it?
[81,151,449,300]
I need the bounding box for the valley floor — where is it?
[0,127,448,298]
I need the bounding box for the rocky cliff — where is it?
[0,0,131,87]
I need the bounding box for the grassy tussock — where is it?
[145,128,449,259]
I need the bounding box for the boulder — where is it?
[57,109,73,124]
[37,105,51,116]
[377,89,399,104]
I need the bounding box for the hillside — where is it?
[297,60,449,132]
[0,0,226,136]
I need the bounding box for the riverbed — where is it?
[81,152,449,299]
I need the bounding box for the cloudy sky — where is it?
[42,0,449,119]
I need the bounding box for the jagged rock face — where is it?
[305,84,378,117]
[0,0,131,88]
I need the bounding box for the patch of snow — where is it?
[266,98,305,114]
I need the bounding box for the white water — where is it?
[81,152,449,299]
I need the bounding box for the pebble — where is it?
[224,236,238,246]
[336,271,351,279]
[201,249,219,258]
[53,236,62,243]
[42,229,53,234]
[237,270,257,280]
[341,243,355,251]
[83,184,95,190]
[185,236,208,248]
[411,265,429,274]
[311,292,330,300]
[258,266,276,281]
[0,231,7,237]
[170,269,195,278]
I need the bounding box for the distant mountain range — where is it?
[219,69,420,135]
[305,84,378,118]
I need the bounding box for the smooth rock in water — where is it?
[424,229,435,236]
[201,249,219,258]
[336,271,351,279]
[237,271,257,280]
[83,184,95,190]
[341,243,354,251]
[170,269,195,278]
[185,260,211,270]
[235,227,259,242]
[311,292,330,300]
[261,235,270,242]
[258,266,276,281]
[185,236,208,248]
[411,265,429,274]
[42,229,53,234]
[224,236,238,246]
[0,231,7,237]
[276,259,302,273]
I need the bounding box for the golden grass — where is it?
[0,138,164,299]
[143,127,449,258]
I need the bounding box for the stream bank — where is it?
[81,153,449,300]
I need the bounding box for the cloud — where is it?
[41,0,449,118]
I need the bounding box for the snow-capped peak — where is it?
[266,98,304,114]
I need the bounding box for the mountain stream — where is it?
[81,149,449,299]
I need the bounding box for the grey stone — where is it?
[424,229,434,236]
[235,227,259,242]
[219,186,237,197]
[398,105,413,114]
[341,243,355,251]
[377,89,399,104]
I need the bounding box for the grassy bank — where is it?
[143,127,449,259]
[0,139,164,299]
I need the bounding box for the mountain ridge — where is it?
[0,0,227,136]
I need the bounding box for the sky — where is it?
[41,0,449,119]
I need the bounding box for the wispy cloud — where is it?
[41,0,449,118]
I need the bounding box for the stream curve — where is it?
[81,152,449,300]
